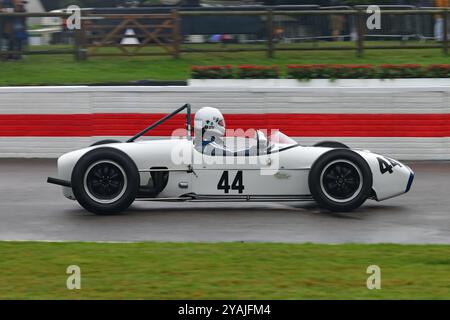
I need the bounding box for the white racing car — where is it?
[48,104,414,215]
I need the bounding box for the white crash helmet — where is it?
[194,107,226,142]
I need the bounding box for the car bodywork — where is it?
[48,104,414,211]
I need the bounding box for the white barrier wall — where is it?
[0,85,449,159]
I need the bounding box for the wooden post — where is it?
[266,9,274,58]
[443,9,448,56]
[74,27,82,61]
[74,14,87,61]
[172,9,181,59]
[356,9,365,57]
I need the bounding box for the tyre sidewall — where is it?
[71,147,140,215]
[308,149,372,212]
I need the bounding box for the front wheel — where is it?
[308,149,372,212]
[71,147,140,215]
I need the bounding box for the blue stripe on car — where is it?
[405,170,414,193]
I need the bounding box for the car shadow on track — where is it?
[63,201,408,221]
[289,201,409,218]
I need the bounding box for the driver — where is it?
[194,107,267,156]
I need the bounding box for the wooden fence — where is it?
[75,10,180,59]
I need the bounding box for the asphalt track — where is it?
[0,159,449,243]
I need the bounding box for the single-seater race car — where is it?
[48,104,414,215]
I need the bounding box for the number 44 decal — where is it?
[377,157,402,175]
[218,171,245,194]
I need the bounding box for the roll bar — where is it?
[126,103,192,143]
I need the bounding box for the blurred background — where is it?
[0,0,449,85]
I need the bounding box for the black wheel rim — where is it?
[320,160,362,202]
[85,161,126,202]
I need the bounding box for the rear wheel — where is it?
[137,167,169,198]
[71,148,139,215]
[308,149,372,212]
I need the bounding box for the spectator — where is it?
[329,0,346,41]
[0,1,3,54]
[434,0,449,41]
[220,34,232,47]
[0,0,15,59]
[9,0,27,60]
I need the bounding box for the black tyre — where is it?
[308,149,372,212]
[137,167,169,198]
[314,141,349,149]
[71,147,140,215]
[90,139,121,147]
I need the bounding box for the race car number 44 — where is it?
[178,304,271,318]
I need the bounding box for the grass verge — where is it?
[1,43,450,85]
[0,241,449,299]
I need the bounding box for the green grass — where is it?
[1,42,450,86]
[0,241,449,299]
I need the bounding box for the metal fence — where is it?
[179,7,449,58]
[0,7,449,60]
